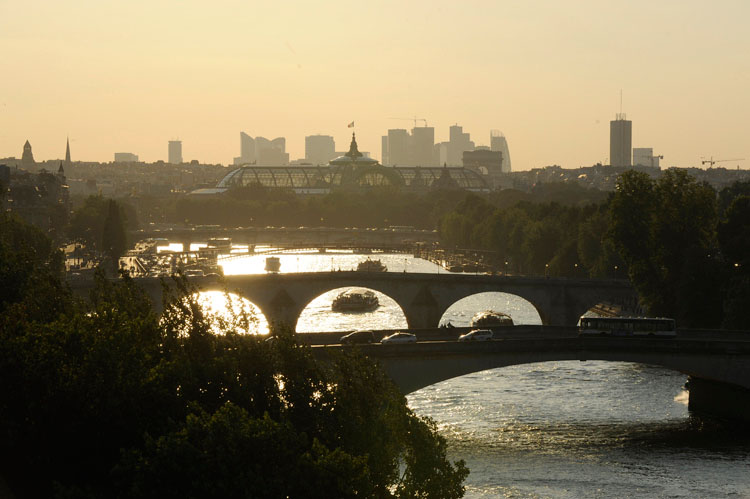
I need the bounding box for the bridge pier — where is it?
[688,377,750,422]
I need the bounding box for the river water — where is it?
[177,247,750,497]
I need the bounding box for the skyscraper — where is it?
[255,136,288,165]
[240,132,256,164]
[305,135,336,165]
[168,140,182,164]
[386,129,409,166]
[448,125,473,166]
[411,126,435,166]
[610,114,632,167]
[490,130,511,173]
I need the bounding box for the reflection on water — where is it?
[408,361,750,498]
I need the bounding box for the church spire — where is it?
[65,136,71,166]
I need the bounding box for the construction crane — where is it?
[389,117,428,128]
[701,157,745,167]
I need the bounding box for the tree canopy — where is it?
[0,217,468,498]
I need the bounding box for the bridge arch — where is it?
[296,286,408,332]
[439,291,544,327]
[196,290,271,335]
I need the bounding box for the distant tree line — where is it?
[125,181,607,230]
[0,213,468,498]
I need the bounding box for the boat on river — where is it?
[264,256,281,273]
[470,310,514,327]
[332,288,379,313]
[357,259,387,272]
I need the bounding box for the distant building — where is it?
[305,135,336,165]
[114,152,139,163]
[411,126,435,166]
[235,134,288,165]
[385,129,409,166]
[448,125,474,166]
[633,148,660,168]
[201,132,490,195]
[610,114,632,167]
[22,140,35,167]
[168,140,182,164]
[490,130,511,172]
[463,149,503,188]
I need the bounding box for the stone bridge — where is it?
[315,328,750,420]
[70,272,638,330]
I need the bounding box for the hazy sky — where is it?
[1,0,749,170]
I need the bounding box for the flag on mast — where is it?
[347,121,354,128]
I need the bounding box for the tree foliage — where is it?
[68,195,131,254]
[608,169,722,326]
[0,221,468,498]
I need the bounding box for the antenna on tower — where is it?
[616,90,626,120]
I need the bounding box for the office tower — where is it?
[240,132,256,164]
[386,129,409,166]
[305,135,336,165]
[21,140,35,167]
[411,126,435,166]
[381,136,389,165]
[633,148,660,167]
[610,114,632,167]
[168,140,182,164]
[448,125,473,166]
[114,152,139,163]
[255,136,288,165]
[65,137,71,167]
[490,130,511,172]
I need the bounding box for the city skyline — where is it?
[1,1,749,170]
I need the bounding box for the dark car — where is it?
[340,330,376,345]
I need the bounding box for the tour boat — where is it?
[331,288,379,313]
[470,310,514,327]
[264,256,281,273]
[356,259,387,272]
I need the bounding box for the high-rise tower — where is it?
[490,130,511,173]
[610,113,632,167]
[168,140,183,164]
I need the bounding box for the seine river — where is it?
[181,247,750,498]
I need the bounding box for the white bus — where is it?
[578,316,676,337]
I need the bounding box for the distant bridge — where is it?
[69,272,638,329]
[130,226,439,251]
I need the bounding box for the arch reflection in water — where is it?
[297,287,408,333]
[440,292,542,327]
[196,291,270,335]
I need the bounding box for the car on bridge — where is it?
[381,332,417,344]
[340,330,376,345]
[458,329,494,342]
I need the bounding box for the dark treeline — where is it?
[129,181,607,230]
[439,170,750,330]
[0,213,468,498]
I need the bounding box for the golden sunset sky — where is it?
[1,0,748,169]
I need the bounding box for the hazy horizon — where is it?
[2,0,749,170]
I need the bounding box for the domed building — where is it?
[198,133,489,195]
